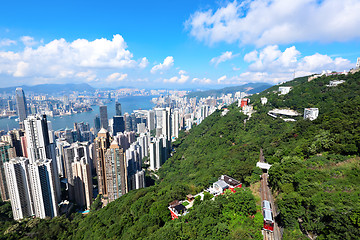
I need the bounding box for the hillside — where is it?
[0,83,95,95]
[1,72,360,239]
[187,82,272,98]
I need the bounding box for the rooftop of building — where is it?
[98,128,108,134]
[268,109,300,117]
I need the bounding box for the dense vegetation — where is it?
[1,71,360,239]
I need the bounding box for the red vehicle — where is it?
[263,208,274,232]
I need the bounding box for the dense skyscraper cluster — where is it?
[0,87,226,221]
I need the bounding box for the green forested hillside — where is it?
[2,72,360,239]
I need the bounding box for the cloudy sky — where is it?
[0,0,360,89]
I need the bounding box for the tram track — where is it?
[260,149,281,240]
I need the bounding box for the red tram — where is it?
[262,200,274,232]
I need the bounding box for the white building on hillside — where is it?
[327,80,345,87]
[279,86,292,95]
[304,108,319,121]
[261,97,268,105]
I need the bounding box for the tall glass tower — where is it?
[99,105,109,130]
[115,101,122,116]
[15,88,28,123]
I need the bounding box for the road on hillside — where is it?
[259,149,282,240]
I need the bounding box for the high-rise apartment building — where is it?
[4,157,33,220]
[24,115,60,200]
[105,140,128,203]
[1,129,24,157]
[94,128,111,197]
[0,142,11,201]
[135,170,145,190]
[154,108,164,129]
[15,88,28,123]
[171,110,179,140]
[99,105,109,130]
[72,158,93,209]
[28,159,59,219]
[24,115,56,163]
[63,142,91,201]
[147,110,155,131]
[162,107,172,141]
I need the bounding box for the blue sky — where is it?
[1,0,360,89]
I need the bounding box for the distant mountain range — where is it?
[186,82,273,98]
[0,83,95,95]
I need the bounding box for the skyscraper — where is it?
[162,107,172,141]
[171,110,179,140]
[4,157,33,220]
[15,88,28,124]
[113,116,125,135]
[24,115,61,200]
[147,110,155,131]
[94,115,101,133]
[149,137,164,170]
[5,157,60,220]
[24,115,55,163]
[94,128,111,197]
[105,140,128,203]
[115,102,122,116]
[72,158,93,209]
[0,142,11,201]
[124,113,132,132]
[63,142,90,201]
[99,105,109,130]
[154,108,164,129]
[135,170,145,189]
[28,159,59,219]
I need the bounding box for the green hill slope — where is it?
[2,72,360,239]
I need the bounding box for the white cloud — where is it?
[179,70,187,75]
[178,74,190,83]
[20,36,38,46]
[217,75,227,83]
[245,45,300,72]
[163,71,189,84]
[139,57,149,68]
[0,39,16,47]
[210,51,238,66]
[186,0,360,46]
[0,34,147,84]
[76,70,97,82]
[106,72,128,82]
[151,56,174,74]
[164,76,179,83]
[192,77,212,84]
[229,45,353,84]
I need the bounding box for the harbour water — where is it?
[0,95,155,132]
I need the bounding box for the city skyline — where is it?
[0,0,360,89]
